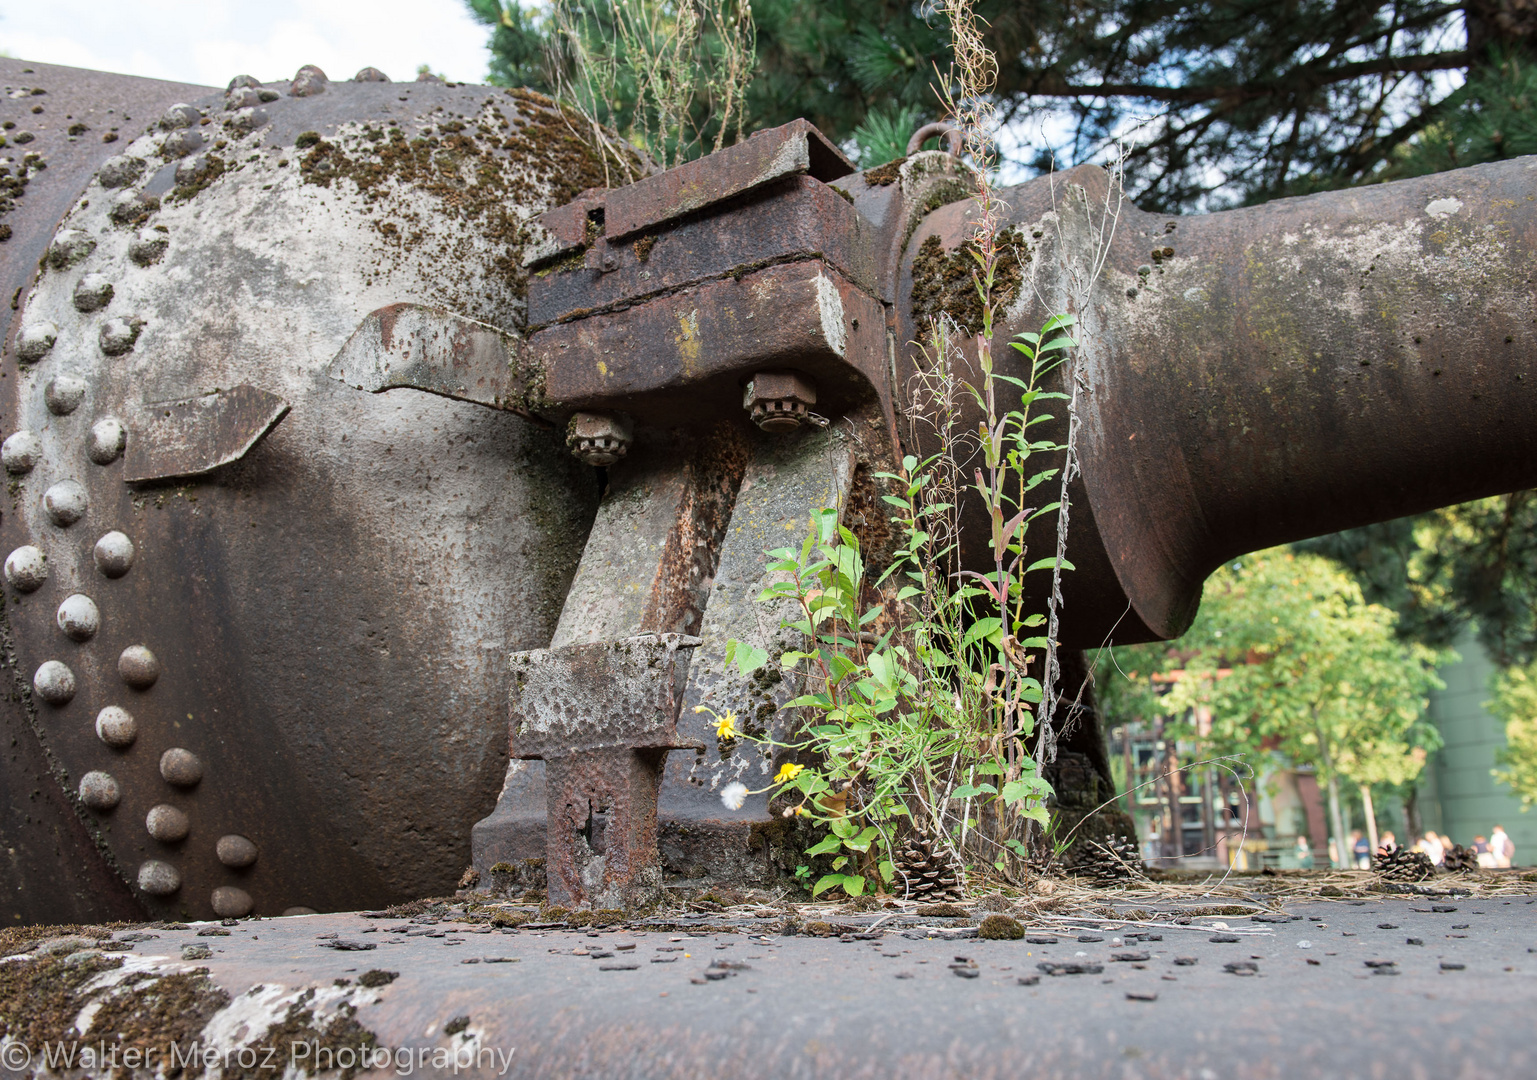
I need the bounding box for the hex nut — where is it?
[33,660,77,706]
[119,645,161,689]
[160,747,203,787]
[96,705,137,747]
[44,480,88,527]
[744,370,818,433]
[211,886,254,918]
[216,834,259,868]
[72,273,114,313]
[94,531,136,578]
[88,417,128,465]
[5,545,47,592]
[146,803,190,842]
[16,321,59,361]
[2,430,42,474]
[57,594,101,641]
[45,376,89,415]
[78,771,120,811]
[566,412,634,466]
[137,859,181,895]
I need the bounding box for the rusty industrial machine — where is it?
[2,56,1533,923]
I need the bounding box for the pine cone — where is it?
[1374,844,1435,881]
[894,835,963,901]
[1075,837,1145,887]
[1441,844,1478,874]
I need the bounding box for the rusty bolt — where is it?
[34,660,76,706]
[161,747,204,787]
[566,411,633,466]
[744,371,817,433]
[217,834,259,868]
[94,531,136,578]
[5,545,47,592]
[78,770,121,811]
[96,705,137,747]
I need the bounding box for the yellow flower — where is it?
[714,711,738,740]
[692,705,709,714]
[774,762,804,785]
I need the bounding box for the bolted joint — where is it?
[744,370,817,433]
[566,411,633,466]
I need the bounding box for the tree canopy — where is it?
[467,1,1537,210]
[1491,660,1537,807]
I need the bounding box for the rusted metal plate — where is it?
[510,634,700,759]
[122,386,290,483]
[529,259,890,428]
[526,176,879,327]
[595,119,853,242]
[327,304,534,414]
[509,633,699,908]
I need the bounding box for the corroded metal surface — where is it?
[1,68,602,923]
[5,896,1535,1080]
[510,633,699,907]
[122,386,291,483]
[898,158,1537,646]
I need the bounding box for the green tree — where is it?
[1491,660,1537,808]
[1101,548,1446,868]
[469,1,1537,205]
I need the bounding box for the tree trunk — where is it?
[1326,772,1350,869]
[1360,784,1379,858]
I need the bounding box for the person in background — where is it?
[1490,825,1515,868]
[1380,831,1397,850]
[1420,831,1445,866]
[1474,835,1497,868]
[1351,829,1372,869]
[1295,834,1314,870]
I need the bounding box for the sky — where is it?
[0,0,495,89]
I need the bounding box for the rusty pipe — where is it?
[901,157,1537,646]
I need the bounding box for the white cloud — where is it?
[0,0,494,88]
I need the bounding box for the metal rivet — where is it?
[78,770,121,811]
[96,154,146,190]
[43,480,88,526]
[72,273,114,313]
[160,127,203,159]
[99,316,143,357]
[33,660,76,705]
[94,531,136,577]
[119,644,160,689]
[46,230,96,270]
[159,103,200,130]
[216,833,259,868]
[16,322,59,362]
[45,376,88,415]
[129,228,168,267]
[160,746,202,787]
[56,593,101,641]
[146,803,190,842]
[352,66,390,82]
[227,107,270,134]
[5,545,47,592]
[281,906,317,917]
[211,886,254,918]
[226,74,261,91]
[290,64,329,97]
[174,154,210,186]
[2,430,42,474]
[88,417,128,465]
[96,705,137,747]
[225,86,262,110]
[137,859,181,895]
